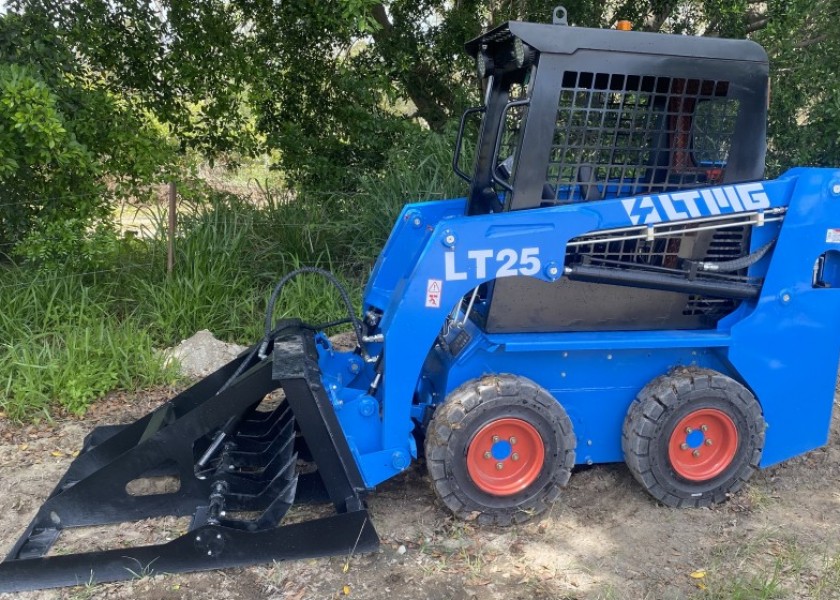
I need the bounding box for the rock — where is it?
[484,532,516,553]
[439,537,471,553]
[330,330,358,351]
[162,330,248,378]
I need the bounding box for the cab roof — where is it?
[465,20,768,65]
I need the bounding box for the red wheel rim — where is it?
[466,418,545,496]
[668,408,738,481]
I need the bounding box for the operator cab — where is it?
[452,8,770,332]
[455,6,768,215]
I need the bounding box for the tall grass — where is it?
[130,194,264,344]
[322,130,466,271]
[0,271,177,420]
[0,129,464,420]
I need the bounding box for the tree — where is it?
[0,10,175,266]
[756,0,840,173]
[2,0,838,201]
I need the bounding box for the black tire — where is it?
[622,367,765,508]
[425,374,576,526]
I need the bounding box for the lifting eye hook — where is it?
[553,6,569,26]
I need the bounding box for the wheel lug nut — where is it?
[495,462,504,470]
[484,451,492,459]
[509,437,517,445]
[700,424,708,432]
[492,435,500,443]
[692,450,701,457]
[680,443,688,450]
[511,453,519,461]
[685,427,693,434]
[705,439,713,446]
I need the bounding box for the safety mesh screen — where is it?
[567,224,749,321]
[546,72,739,203]
[569,236,683,269]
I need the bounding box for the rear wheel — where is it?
[425,374,576,525]
[622,368,764,507]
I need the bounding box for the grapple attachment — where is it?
[0,323,379,593]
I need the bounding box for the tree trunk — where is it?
[370,3,451,132]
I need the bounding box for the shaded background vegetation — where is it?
[0,0,837,419]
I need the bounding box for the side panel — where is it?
[439,323,733,463]
[727,169,840,466]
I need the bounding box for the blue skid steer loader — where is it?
[3,6,840,592]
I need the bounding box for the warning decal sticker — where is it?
[827,229,840,244]
[425,279,442,308]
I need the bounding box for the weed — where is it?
[0,268,179,420]
[743,483,774,510]
[696,566,783,600]
[262,560,285,586]
[123,557,160,580]
[692,536,840,600]
[459,546,485,578]
[812,551,840,599]
[66,573,98,600]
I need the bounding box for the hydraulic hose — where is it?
[218,267,361,398]
[197,267,362,471]
[262,266,364,355]
[697,239,776,273]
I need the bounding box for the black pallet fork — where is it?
[0,323,379,593]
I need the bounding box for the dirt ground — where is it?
[2,386,840,600]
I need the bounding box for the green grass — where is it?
[1,319,174,419]
[0,269,178,420]
[697,568,783,600]
[692,537,840,600]
[0,130,463,420]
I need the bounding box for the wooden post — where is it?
[167,181,176,275]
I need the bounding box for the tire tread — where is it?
[425,374,575,526]
[621,367,765,508]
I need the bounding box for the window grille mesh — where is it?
[546,72,740,203]
[566,225,749,320]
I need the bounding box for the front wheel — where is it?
[425,374,576,526]
[622,368,765,508]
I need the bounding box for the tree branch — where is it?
[793,34,828,48]
[370,3,392,32]
[368,3,449,131]
[641,1,677,32]
[745,16,769,33]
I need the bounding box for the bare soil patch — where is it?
[2,387,840,600]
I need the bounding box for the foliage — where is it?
[326,126,467,270]
[0,10,176,265]
[0,0,759,198]
[3,0,256,158]
[0,268,177,420]
[0,132,462,420]
[4,0,840,194]
[6,0,840,191]
[0,63,100,253]
[757,0,840,174]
